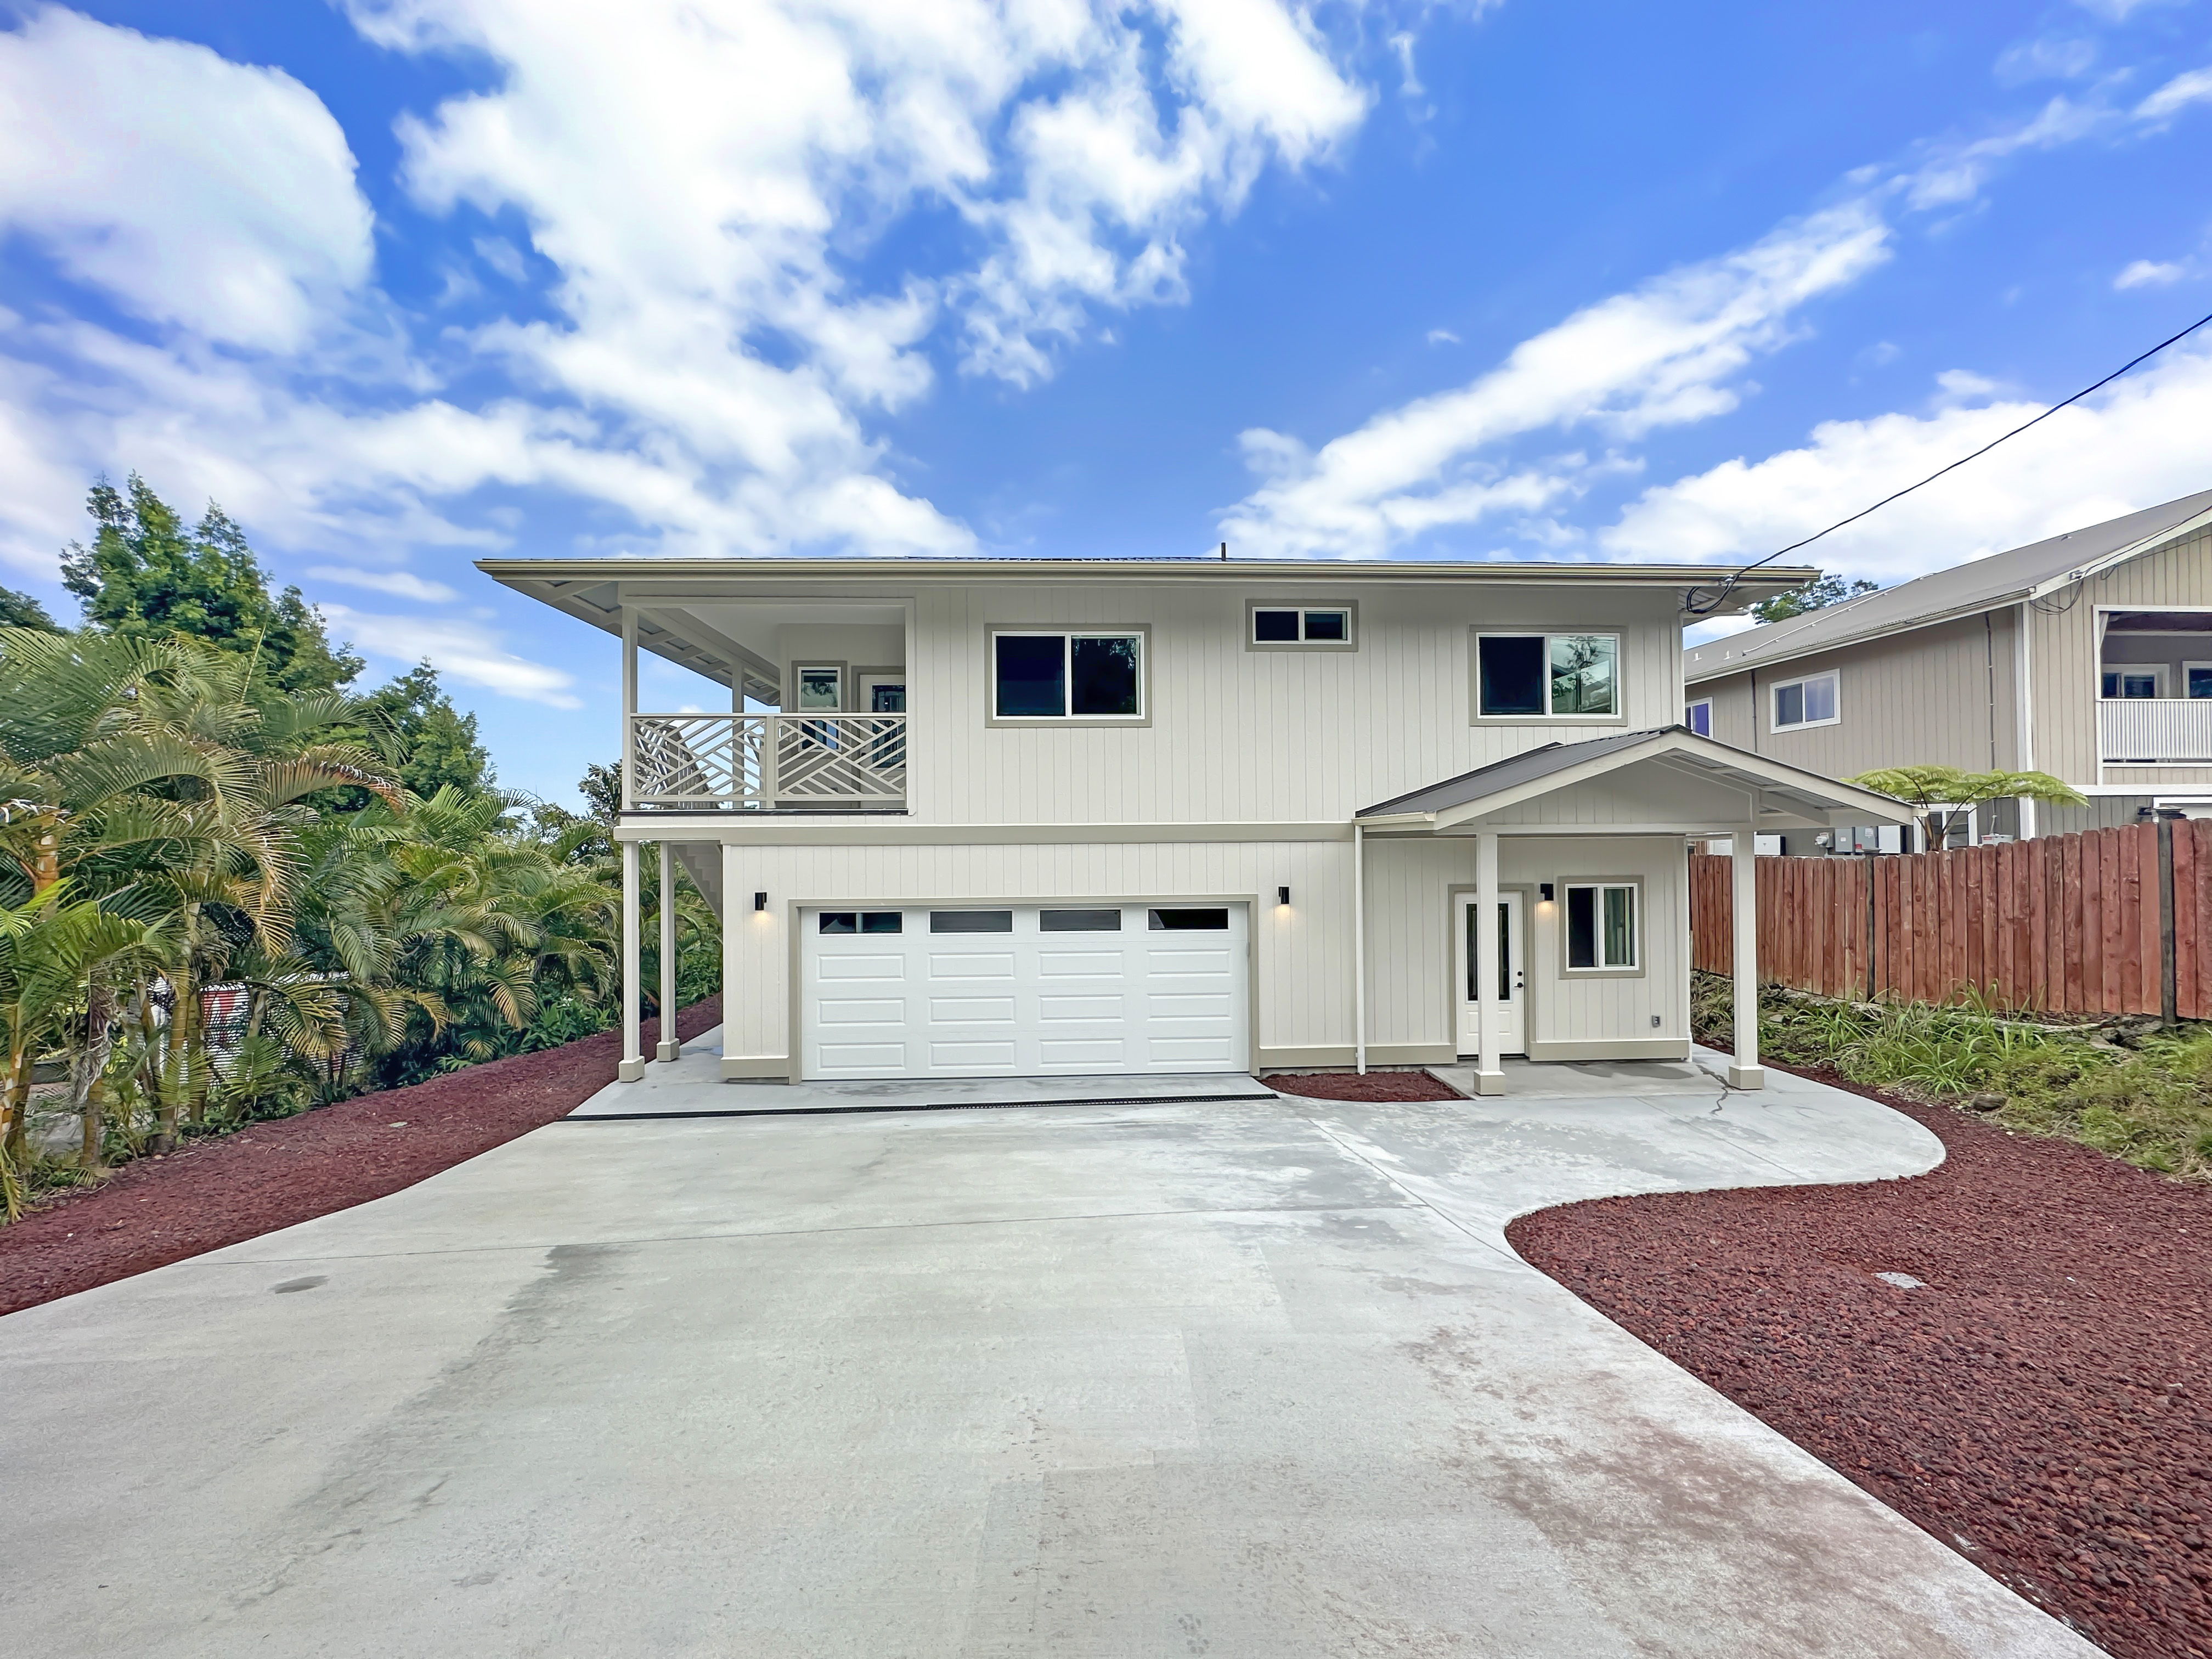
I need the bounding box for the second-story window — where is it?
[991,630,1145,720]
[1476,633,1620,718]
[1770,670,1839,731]
[1685,698,1713,736]
[1249,603,1356,648]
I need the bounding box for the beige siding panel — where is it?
[719,834,1682,1067]
[1502,837,1686,1049]
[1689,612,2016,781]
[777,579,1685,827]
[2030,522,2212,786]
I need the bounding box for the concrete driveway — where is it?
[0,1045,2100,1658]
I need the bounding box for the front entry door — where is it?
[1456,891,1527,1058]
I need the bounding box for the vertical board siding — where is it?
[1689,822,2198,1016]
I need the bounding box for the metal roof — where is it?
[1685,487,2212,685]
[1356,725,1911,825]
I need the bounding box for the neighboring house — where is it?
[1684,488,2212,847]
[483,556,1906,1094]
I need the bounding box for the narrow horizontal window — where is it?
[859,912,902,934]
[1149,907,1229,931]
[817,912,857,934]
[1250,605,1356,647]
[1564,884,1637,970]
[1040,908,1122,932]
[930,910,1014,933]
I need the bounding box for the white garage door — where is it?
[798,904,1249,1080]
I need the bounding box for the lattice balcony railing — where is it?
[627,713,907,810]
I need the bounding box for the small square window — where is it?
[1071,636,1140,716]
[1771,671,1838,731]
[1302,610,1348,641]
[1564,884,1637,970]
[1686,699,1712,737]
[1253,610,1300,642]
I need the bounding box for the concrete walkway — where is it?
[0,1047,2100,1657]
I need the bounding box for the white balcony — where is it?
[2098,697,2212,765]
[627,713,907,811]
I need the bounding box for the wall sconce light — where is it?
[754,890,768,912]
[1278,885,1291,906]
[1538,883,1555,903]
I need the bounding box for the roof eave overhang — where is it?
[1687,504,2212,686]
[1364,730,1911,830]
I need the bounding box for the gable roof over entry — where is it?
[1357,727,1911,833]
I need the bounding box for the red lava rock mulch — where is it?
[0,996,721,1320]
[1508,1068,2212,1659]
[1265,1068,1463,1102]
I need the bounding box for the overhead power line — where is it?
[1684,306,2212,617]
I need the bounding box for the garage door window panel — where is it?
[930,910,1015,933]
[1041,909,1122,931]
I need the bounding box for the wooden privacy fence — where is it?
[1689,819,2212,1019]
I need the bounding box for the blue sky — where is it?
[1,0,2208,803]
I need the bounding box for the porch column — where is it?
[619,838,645,1081]
[718,842,747,1082]
[1474,830,1505,1096]
[1729,824,1764,1090]
[1353,822,1367,1075]
[656,842,681,1063]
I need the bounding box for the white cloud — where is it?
[1426,328,1461,346]
[1218,200,1892,557]
[306,566,462,603]
[0,1,1378,576]
[1600,345,2212,580]
[2136,66,2212,123]
[1995,36,2097,85]
[318,603,582,707]
[2116,258,2186,289]
[0,8,373,351]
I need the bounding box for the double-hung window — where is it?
[1564,883,1638,972]
[990,630,1145,720]
[1770,670,1839,731]
[1476,633,1620,718]
[1249,603,1356,648]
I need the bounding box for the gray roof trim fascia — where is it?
[2023,503,2212,600]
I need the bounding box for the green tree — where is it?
[0,586,58,632]
[363,663,494,800]
[1752,572,1879,625]
[61,474,364,694]
[1844,765,2089,850]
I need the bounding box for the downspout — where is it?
[2016,602,2038,839]
[1353,821,1367,1075]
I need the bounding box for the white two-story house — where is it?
[483,556,1907,1094]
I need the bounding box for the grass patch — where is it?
[1692,972,2212,1181]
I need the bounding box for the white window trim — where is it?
[985,627,1150,725]
[2187,661,2212,699]
[2101,662,2168,698]
[1246,600,1359,651]
[1472,630,1626,723]
[1560,880,1641,976]
[1921,803,1977,853]
[1685,697,1713,737]
[1769,669,1840,733]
